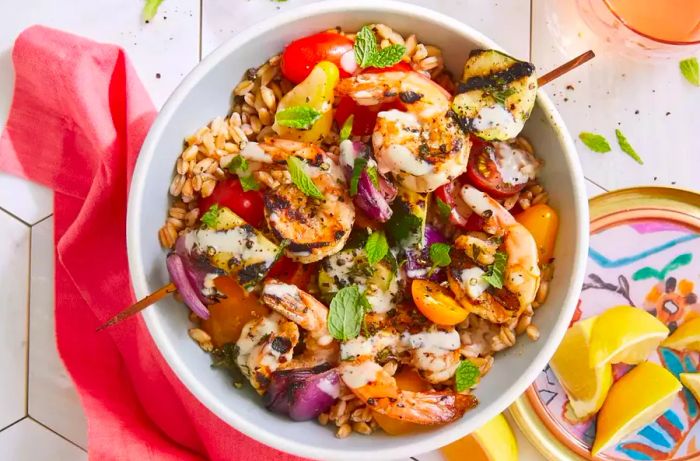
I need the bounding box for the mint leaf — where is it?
[286,156,325,200]
[366,165,380,189]
[491,87,516,105]
[349,157,368,196]
[328,285,366,341]
[615,129,643,165]
[365,231,389,266]
[228,155,248,173]
[275,105,322,129]
[354,26,379,68]
[429,243,451,268]
[435,197,451,219]
[201,204,220,228]
[239,175,260,192]
[353,25,405,69]
[143,0,164,21]
[368,44,406,68]
[386,199,422,244]
[578,132,611,153]
[455,360,480,391]
[340,115,354,141]
[680,57,700,86]
[482,251,508,289]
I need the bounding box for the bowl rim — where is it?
[127,1,590,459]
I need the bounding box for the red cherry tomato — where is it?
[465,137,527,198]
[334,97,405,137]
[280,32,354,83]
[198,178,265,228]
[267,257,315,290]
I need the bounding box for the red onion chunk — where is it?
[356,172,393,222]
[404,225,449,282]
[379,175,397,202]
[263,364,339,421]
[174,235,218,305]
[424,224,449,246]
[166,254,210,319]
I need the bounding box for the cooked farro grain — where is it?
[336,423,352,439]
[526,324,541,341]
[188,328,213,352]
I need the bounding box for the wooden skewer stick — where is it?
[538,50,595,87]
[96,282,177,331]
[99,49,596,333]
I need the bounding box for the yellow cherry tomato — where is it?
[515,203,559,263]
[412,279,468,326]
[272,61,339,143]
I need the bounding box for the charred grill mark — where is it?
[456,61,535,94]
[270,336,293,354]
[286,240,334,252]
[237,262,269,286]
[399,91,423,103]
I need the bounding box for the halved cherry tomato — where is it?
[372,368,433,435]
[362,62,412,74]
[200,276,270,347]
[280,32,354,83]
[334,97,405,137]
[434,183,469,227]
[515,203,559,262]
[466,137,527,199]
[267,256,315,290]
[198,178,265,228]
[412,279,468,326]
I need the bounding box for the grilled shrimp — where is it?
[340,326,462,384]
[241,138,355,263]
[340,358,476,424]
[236,313,300,393]
[460,184,541,309]
[336,71,470,193]
[261,279,339,368]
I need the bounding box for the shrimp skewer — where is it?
[460,184,541,309]
[337,71,470,193]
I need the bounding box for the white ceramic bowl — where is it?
[127,1,589,459]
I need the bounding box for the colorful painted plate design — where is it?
[511,187,700,461]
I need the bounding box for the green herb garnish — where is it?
[227,155,260,191]
[286,156,325,200]
[328,285,367,341]
[455,360,480,392]
[366,165,380,189]
[201,204,220,228]
[429,242,452,268]
[615,129,643,165]
[350,157,368,196]
[482,251,508,289]
[354,25,406,69]
[340,115,354,141]
[490,87,517,105]
[143,0,164,21]
[385,200,422,244]
[365,231,389,266]
[680,57,699,86]
[578,132,611,153]
[435,197,451,219]
[275,105,322,129]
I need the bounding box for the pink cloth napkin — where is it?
[0,25,303,461]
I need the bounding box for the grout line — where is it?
[31,213,54,227]
[0,416,28,434]
[28,417,87,453]
[198,0,203,61]
[0,206,32,227]
[585,176,610,192]
[24,224,33,416]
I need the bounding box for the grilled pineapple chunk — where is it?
[188,207,281,290]
[452,49,537,141]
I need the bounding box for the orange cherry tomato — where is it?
[411,279,468,326]
[200,276,269,347]
[515,203,559,263]
[373,369,433,435]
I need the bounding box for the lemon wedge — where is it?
[550,317,613,420]
[680,372,700,402]
[588,305,669,368]
[592,361,681,455]
[662,318,700,351]
[441,413,517,461]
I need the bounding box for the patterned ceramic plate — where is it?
[510,187,700,461]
